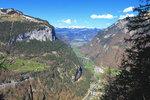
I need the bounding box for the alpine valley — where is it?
[56,15,150,99]
[0,9,132,99]
[0,5,149,100]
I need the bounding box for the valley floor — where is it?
[72,46,120,100]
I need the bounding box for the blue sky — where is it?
[0,0,140,28]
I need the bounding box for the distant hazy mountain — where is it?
[56,27,101,46]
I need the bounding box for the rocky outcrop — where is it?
[14,27,55,42]
[10,27,56,45]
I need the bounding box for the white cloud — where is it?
[91,14,116,19]
[63,19,71,24]
[119,13,135,19]
[123,7,134,12]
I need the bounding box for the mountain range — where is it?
[1,8,148,100]
[56,27,101,47]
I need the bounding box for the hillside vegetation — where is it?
[0,8,92,100]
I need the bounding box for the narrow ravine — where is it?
[72,47,104,100]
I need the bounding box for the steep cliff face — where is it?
[11,27,55,45]
[80,19,130,68]
[18,27,55,41]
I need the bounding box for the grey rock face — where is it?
[10,27,56,45]
[23,27,55,41]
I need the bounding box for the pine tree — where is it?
[101,0,150,100]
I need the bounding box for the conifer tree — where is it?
[101,0,150,100]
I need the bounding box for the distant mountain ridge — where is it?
[56,27,101,46]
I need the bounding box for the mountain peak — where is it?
[0,8,23,15]
[0,8,56,42]
[0,8,54,29]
